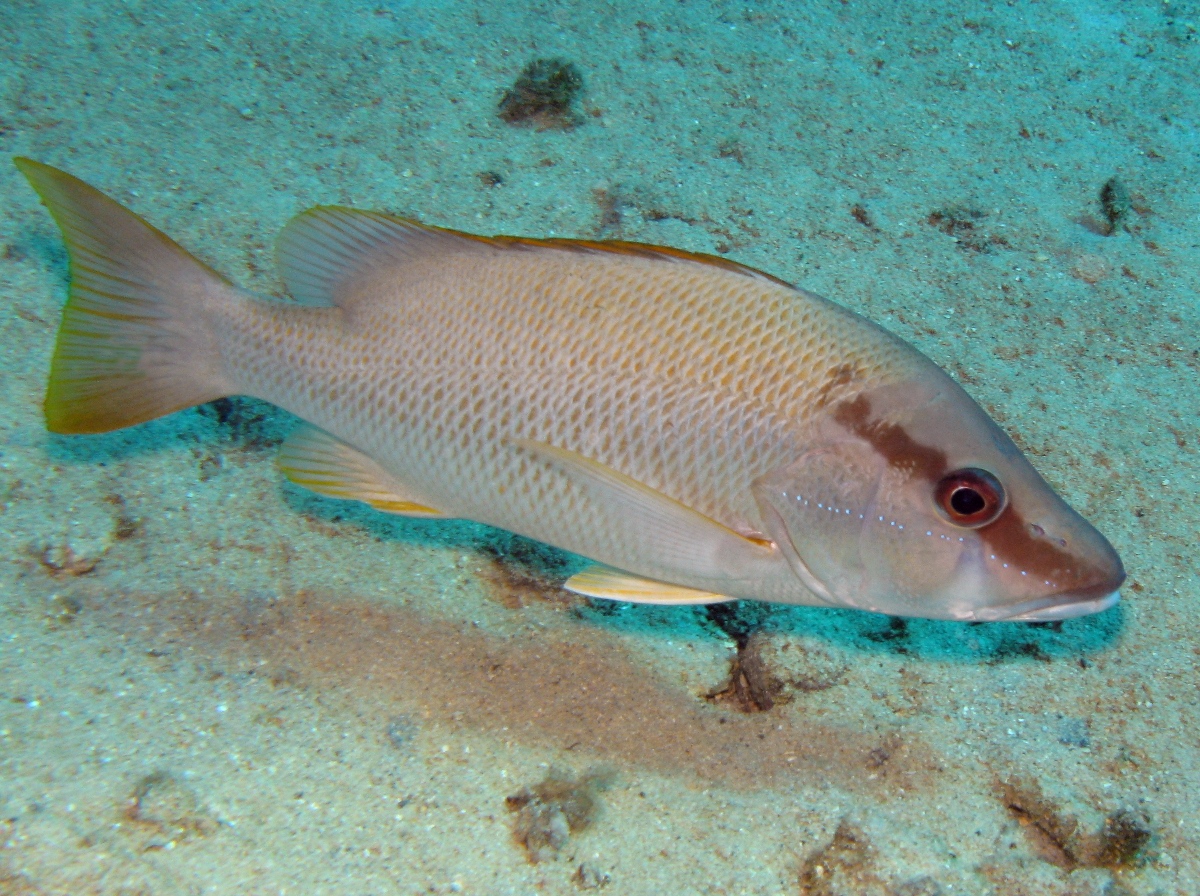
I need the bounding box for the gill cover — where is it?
[751,381,973,617]
[753,441,886,610]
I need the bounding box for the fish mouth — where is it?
[973,539,1127,623]
[972,586,1122,622]
[994,589,1121,622]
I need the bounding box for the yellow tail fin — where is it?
[15,158,237,434]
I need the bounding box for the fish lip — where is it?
[1002,589,1121,621]
[974,587,1122,622]
[980,543,1127,622]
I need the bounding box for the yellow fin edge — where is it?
[565,565,732,605]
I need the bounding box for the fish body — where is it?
[16,159,1125,621]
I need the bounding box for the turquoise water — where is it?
[1,1,1196,893]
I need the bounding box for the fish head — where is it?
[752,379,1125,621]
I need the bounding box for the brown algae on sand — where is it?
[497,58,584,129]
[1099,176,1132,235]
[123,771,220,851]
[505,766,615,863]
[997,777,1151,871]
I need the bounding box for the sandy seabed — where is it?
[1,1,1197,894]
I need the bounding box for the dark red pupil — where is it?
[950,486,986,516]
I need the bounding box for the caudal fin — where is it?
[15,158,237,434]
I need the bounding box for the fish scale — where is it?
[248,255,827,510]
[217,248,899,589]
[16,157,1125,620]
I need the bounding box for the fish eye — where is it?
[934,468,1006,528]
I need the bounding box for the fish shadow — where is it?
[758,601,1124,665]
[569,592,1122,667]
[41,397,288,465]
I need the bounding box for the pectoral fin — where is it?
[279,425,448,517]
[565,565,732,605]
[511,439,774,578]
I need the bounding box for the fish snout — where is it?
[1053,526,1126,606]
[987,515,1125,622]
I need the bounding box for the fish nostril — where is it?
[1029,522,1068,548]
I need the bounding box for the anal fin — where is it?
[565,565,732,605]
[279,425,448,517]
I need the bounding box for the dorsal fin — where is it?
[500,237,794,288]
[276,208,793,309]
[275,208,492,308]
